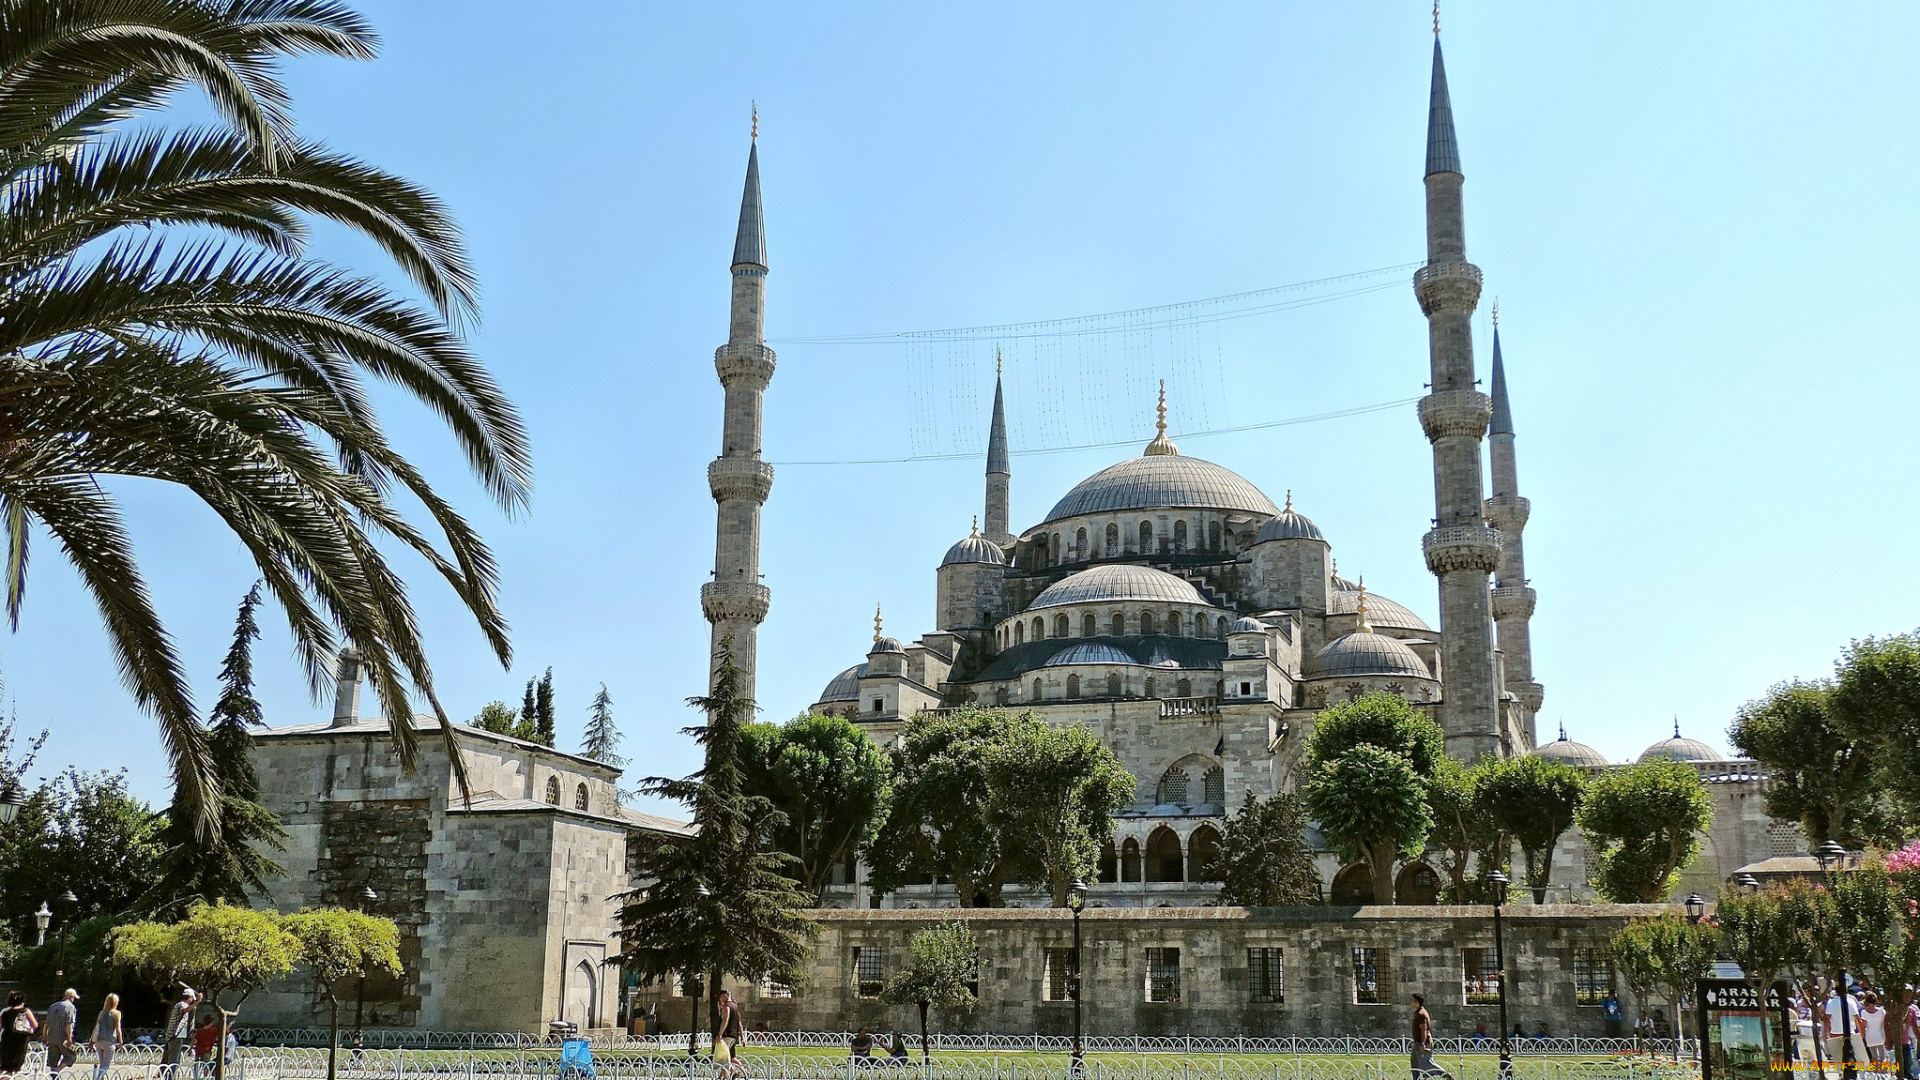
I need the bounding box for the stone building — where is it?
[244,652,691,1032]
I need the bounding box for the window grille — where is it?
[1202,767,1225,805]
[853,947,884,999]
[1247,948,1284,1004]
[758,976,793,1000]
[1157,769,1190,805]
[1145,948,1181,1002]
[1574,948,1612,1006]
[1352,947,1388,1004]
[1045,948,1074,1001]
[1462,947,1501,1005]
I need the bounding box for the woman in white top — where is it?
[1859,991,1889,1065]
[89,994,123,1080]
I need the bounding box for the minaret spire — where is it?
[703,117,777,698]
[1414,25,1503,759]
[1486,312,1543,742]
[983,348,1013,546]
[1143,380,1179,456]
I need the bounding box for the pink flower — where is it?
[1887,840,1920,875]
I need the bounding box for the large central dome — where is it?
[1042,454,1280,525]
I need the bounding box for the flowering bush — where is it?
[1887,840,1920,875]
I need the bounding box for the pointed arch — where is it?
[574,783,589,812]
[1082,613,1096,637]
[1156,766,1190,805]
[1140,611,1157,635]
[1098,839,1118,883]
[1032,678,1044,701]
[1121,838,1142,883]
[544,776,560,804]
[1175,677,1192,697]
[1054,613,1070,639]
[1145,826,1184,882]
[1066,674,1081,699]
[1331,863,1374,905]
[1187,824,1222,882]
[1173,520,1188,551]
[1106,672,1123,697]
[1110,612,1126,636]
[1395,861,1441,905]
[1138,520,1153,551]
[1201,765,1224,806]
[1075,527,1088,559]
[1106,522,1120,555]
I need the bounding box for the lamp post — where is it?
[0,785,21,825]
[52,888,76,985]
[689,884,711,1058]
[1684,893,1705,923]
[355,886,378,1034]
[1733,873,1760,893]
[1067,879,1088,1073]
[32,902,49,947]
[1486,870,1513,1080]
[1814,840,1852,1080]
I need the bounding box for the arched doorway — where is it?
[1395,862,1441,905]
[1121,838,1142,882]
[1145,827,1184,882]
[1330,863,1375,905]
[565,958,597,1028]
[1187,825,1222,882]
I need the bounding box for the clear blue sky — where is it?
[7,2,1919,812]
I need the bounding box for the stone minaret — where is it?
[1413,33,1503,759]
[701,116,775,698]
[984,352,1012,546]
[1486,311,1543,744]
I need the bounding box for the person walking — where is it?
[1862,992,1890,1067]
[710,990,744,1079]
[192,1015,220,1080]
[43,990,79,1080]
[0,993,37,1080]
[1410,994,1453,1080]
[160,989,195,1076]
[89,995,122,1080]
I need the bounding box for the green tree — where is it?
[1716,886,1813,996]
[153,583,288,910]
[616,643,816,1044]
[1732,680,1888,846]
[532,667,556,746]
[1304,692,1446,779]
[114,902,302,1080]
[986,717,1134,906]
[1577,758,1713,903]
[283,908,403,1080]
[1609,915,1719,1058]
[471,700,517,736]
[0,765,163,933]
[581,684,624,768]
[879,919,978,1061]
[1302,744,1432,906]
[866,708,1017,907]
[1209,792,1323,906]
[739,712,890,899]
[1426,756,1502,903]
[1831,632,1920,819]
[0,0,532,832]
[1477,754,1584,900]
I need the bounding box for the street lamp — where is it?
[32,902,49,947]
[1684,893,1706,923]
[355,887,378,1033]
[689,884,712,1058]
[1814,841,1852,1080]
[54,888,76,985]
[1067,879,1089,1073]
[1733,873,1760,892]
[0,785,21,825]
[1485,870,1513,1080]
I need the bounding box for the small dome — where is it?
[1254,493,1324,544]
[869,636,904,655]
[817,663,869,704]
[1639,725,1723,764]
[1028,564,1209,611]
[1045,643,1135,667]
[1304,632,1430,680]
[941,531,1006,568]
[1331,588,1430,632]
[1230,616,1267,634]
[1534,728,1608,768]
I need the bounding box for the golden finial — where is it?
[1284,489,1293,513]
[995,346,1003,378]
[1491,298,1499,328]
[873,604,883,643]
[971,515,979,536]
[1433,1,1440,35]
[1355,576,1372,631]
[1156,380,1168,434]
[751,102,759,141]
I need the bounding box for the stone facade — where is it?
[637,907,1670,1038]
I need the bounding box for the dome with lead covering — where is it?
[1535,728,1608,768]
[1045,643,1136,667]
[817,663,868,704]
[941,533,1007,567]
[1639,728,1723,764]
[1041,454,1279,525]
[1331,588,1430,632]
[1028,564,1209,611]
[1304,632,1431,680]
[869,636,904,655]
[1231,617,1267,634]
[1254,499,1324,543]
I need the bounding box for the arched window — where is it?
[1214,679,1225,699]
[1216,615,1229,638]
[1167,610,1183,636]
[1331,864,1375,905]
[1121,838,1143,883]
[1032,617,1045,641]
[1145,827,1184,882]
[1207,520,1221,551]
[1033,534,1048,566]
[1098,840,1118,884]
[544,776,560,804]
[1175,678,1192,697]
[574,783,589,812]
[1066,674,1081,698]
[1032,678,1044,701]
[1075,527,1088,559]
[1138,520,1153,551]
[1173,520,1187,551]
[1105,523,1119,555]
[1187,825,1222,882]
[1140,611,1156,635]
[1157,767,1190,805]
[1054,613,1070,639]
[1201,766,1224,805]
[1106,672,1122,697]
[1014,622,1024,645]
[995,686,1010,706]
[1053,533,1063,564]
[1082,613,1097,637]
[1145,676,1157,698]
[1395,862,1441,905]
[1110,612,1126,636]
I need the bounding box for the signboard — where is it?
[1698,978,1793,1080]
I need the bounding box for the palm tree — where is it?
[0,0,532,833]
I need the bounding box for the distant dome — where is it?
[941,533,1007,567]
[1535,729,1608,768]
[1254,496,1324,543]
[1230,616,1267,634]
[1639,728,1723,764]
[1029,564,1209,611]
[1304,632,1430,680]
[817,663,868,704]
[869,636,904,655]
[1041,454,1279,525]
[1331,588,1430,632]
[1046,643,1135,667]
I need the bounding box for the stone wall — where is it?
[641,905,1670,1039]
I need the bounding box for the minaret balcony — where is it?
[708,456,775,503]
[1418,390,1493,442]
[1412,260,1482,315]
[701,580,771,623]
[1484,493,1530,530]
[1491,585,1536,620]
[1516,681,1545,713]
[1422,524,1502,574]
[714,342,777,388]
